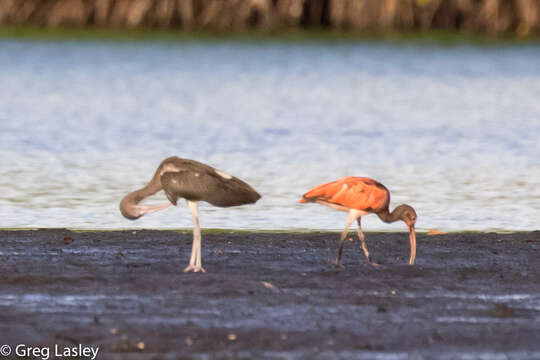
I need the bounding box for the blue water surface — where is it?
[0,40,539,230]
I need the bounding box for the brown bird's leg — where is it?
[356,218,378,266]
[333,211,357,267]
[184,200,205,273]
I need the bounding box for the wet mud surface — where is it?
[1,229,540,359]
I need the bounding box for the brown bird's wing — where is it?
[160,162,261,207]
[300,176,389,212]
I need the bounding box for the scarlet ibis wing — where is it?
[300,177,389,212]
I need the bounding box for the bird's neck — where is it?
[376,207,402,224]
[134,165,164,199]
[120,167,163,215]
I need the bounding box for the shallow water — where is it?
[0,40,539,230]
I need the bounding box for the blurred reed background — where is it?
[0,0,539,36]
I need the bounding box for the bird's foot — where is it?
[364,261,380,268]
[331,259,344,269]
[363,255,379,267]
[184,265,206,273]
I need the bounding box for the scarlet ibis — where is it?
[120,156,261,272]
[299,177,417,266]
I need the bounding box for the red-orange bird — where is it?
[299,177,417,266]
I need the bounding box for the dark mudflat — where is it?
[1,229,539,359]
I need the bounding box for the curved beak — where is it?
[137,203,172,216]
[408,224,416,265]
[120,201,171,220]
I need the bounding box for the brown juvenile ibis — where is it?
[120,156,261,272]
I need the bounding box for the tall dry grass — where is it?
[0,0,539,35]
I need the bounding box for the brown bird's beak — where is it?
[137,203,172,217]
[120,200,171,220]
[408,224,416,265]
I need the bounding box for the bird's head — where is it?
[395,204,417,228]
[395,204,417,265]
[120,192,172,220]
[119,196,144,220]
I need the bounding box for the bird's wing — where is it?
[160,167,260,207]
[301,177,389,212]
[300,179,347,203]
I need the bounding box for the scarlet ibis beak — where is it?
[408,224,416,265]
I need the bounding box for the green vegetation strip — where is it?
[0,227,530,234]
[1,26,540,46]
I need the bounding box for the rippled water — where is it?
[0,40,539,230]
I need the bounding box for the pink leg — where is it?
[334,210,363,267]
[357,217,378,266]
[184,200,205,273]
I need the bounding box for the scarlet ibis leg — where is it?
[334,210,363,267]
[356,217,370,262]
[356,218,378,266]
[184,200,206,273]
